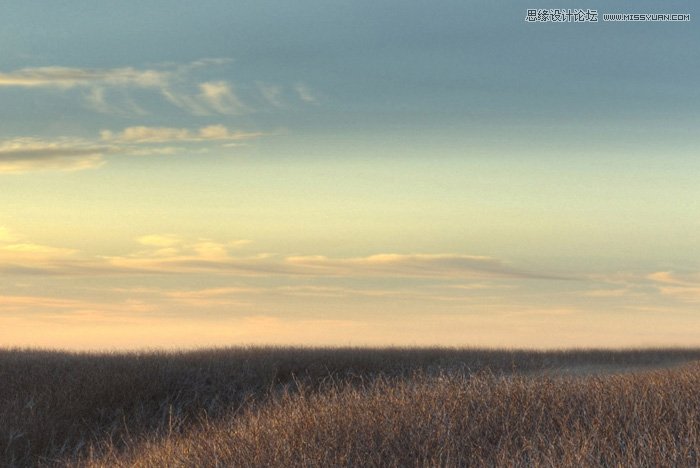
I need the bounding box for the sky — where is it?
[1,1,699,349]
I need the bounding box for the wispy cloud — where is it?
[198,81,248,114]
[647,271,700,303]
[0,138,108,174]
[582,288,630,298]
[581,269,700,306]
[0,61,319,116]
[85,86,148,115]
[100,125,263,143]
[656,286,700,303]
[0,124,262,174]
[0,230,562,281]
[0,63,236,116]
[136,234,183,248]
[294,83,318,104]
[257,82,284,107]
[647,271,700,286]
[284,253,567,280]
[0,66,169,89]
[0,294,157,325]
[0,229,85,275]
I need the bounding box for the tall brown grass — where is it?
[94,365,700,467]
[1,347,699,467]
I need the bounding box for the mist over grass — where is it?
[2,346,700,467]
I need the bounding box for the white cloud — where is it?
[0,63,236,116]
[0,61,318,116]
[198,81,248,114]
[0,66,170,89]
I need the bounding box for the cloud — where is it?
[656,286,700,303]
[0,66,170,89]
[0,63,237,116]
[112,236,255,270]
[159,88,210,115]
[582,288,630,298]
[1,243,76,258]
[0,231,84,275]
[647,271,700,303]
[85,86,148,115]
[0,243,79,275]
[1,230,562,282]
[257,82,285,107]
[0,294,101,313]
[1,61,319,117]
[585,270,700,306]
[647,271,700,286]
[159,287,257,308]
[198,81,248,114]
[0,123,264,174]
[172,57,234,72]
[100,125,263,143]
[0,228,139,276]
[160,80,250,115]
[0,294,157,324]
[101,249,565,281]
[294,83,318,104]
[285,253,566,280]
[0,138,107,174]
[137,234,183,248]
[164,287,261,299]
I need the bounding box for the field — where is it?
[2,347,700,467]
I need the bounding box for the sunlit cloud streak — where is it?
[0,231,567,281]
[0,138,108,173]
[284,254,570,280]
[0,61,320,116]
[100,125,263,143]
[0,124,261,173]
[0,66,169,88]
[647,271,700,303]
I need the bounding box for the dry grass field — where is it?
[2,347,700,467]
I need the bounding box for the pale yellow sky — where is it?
[2,2,699,349]
[1,223,699,349]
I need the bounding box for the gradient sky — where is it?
[1,1,699,349]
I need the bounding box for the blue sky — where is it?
[1,1,699,348]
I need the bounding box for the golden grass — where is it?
[2,347,700,467]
